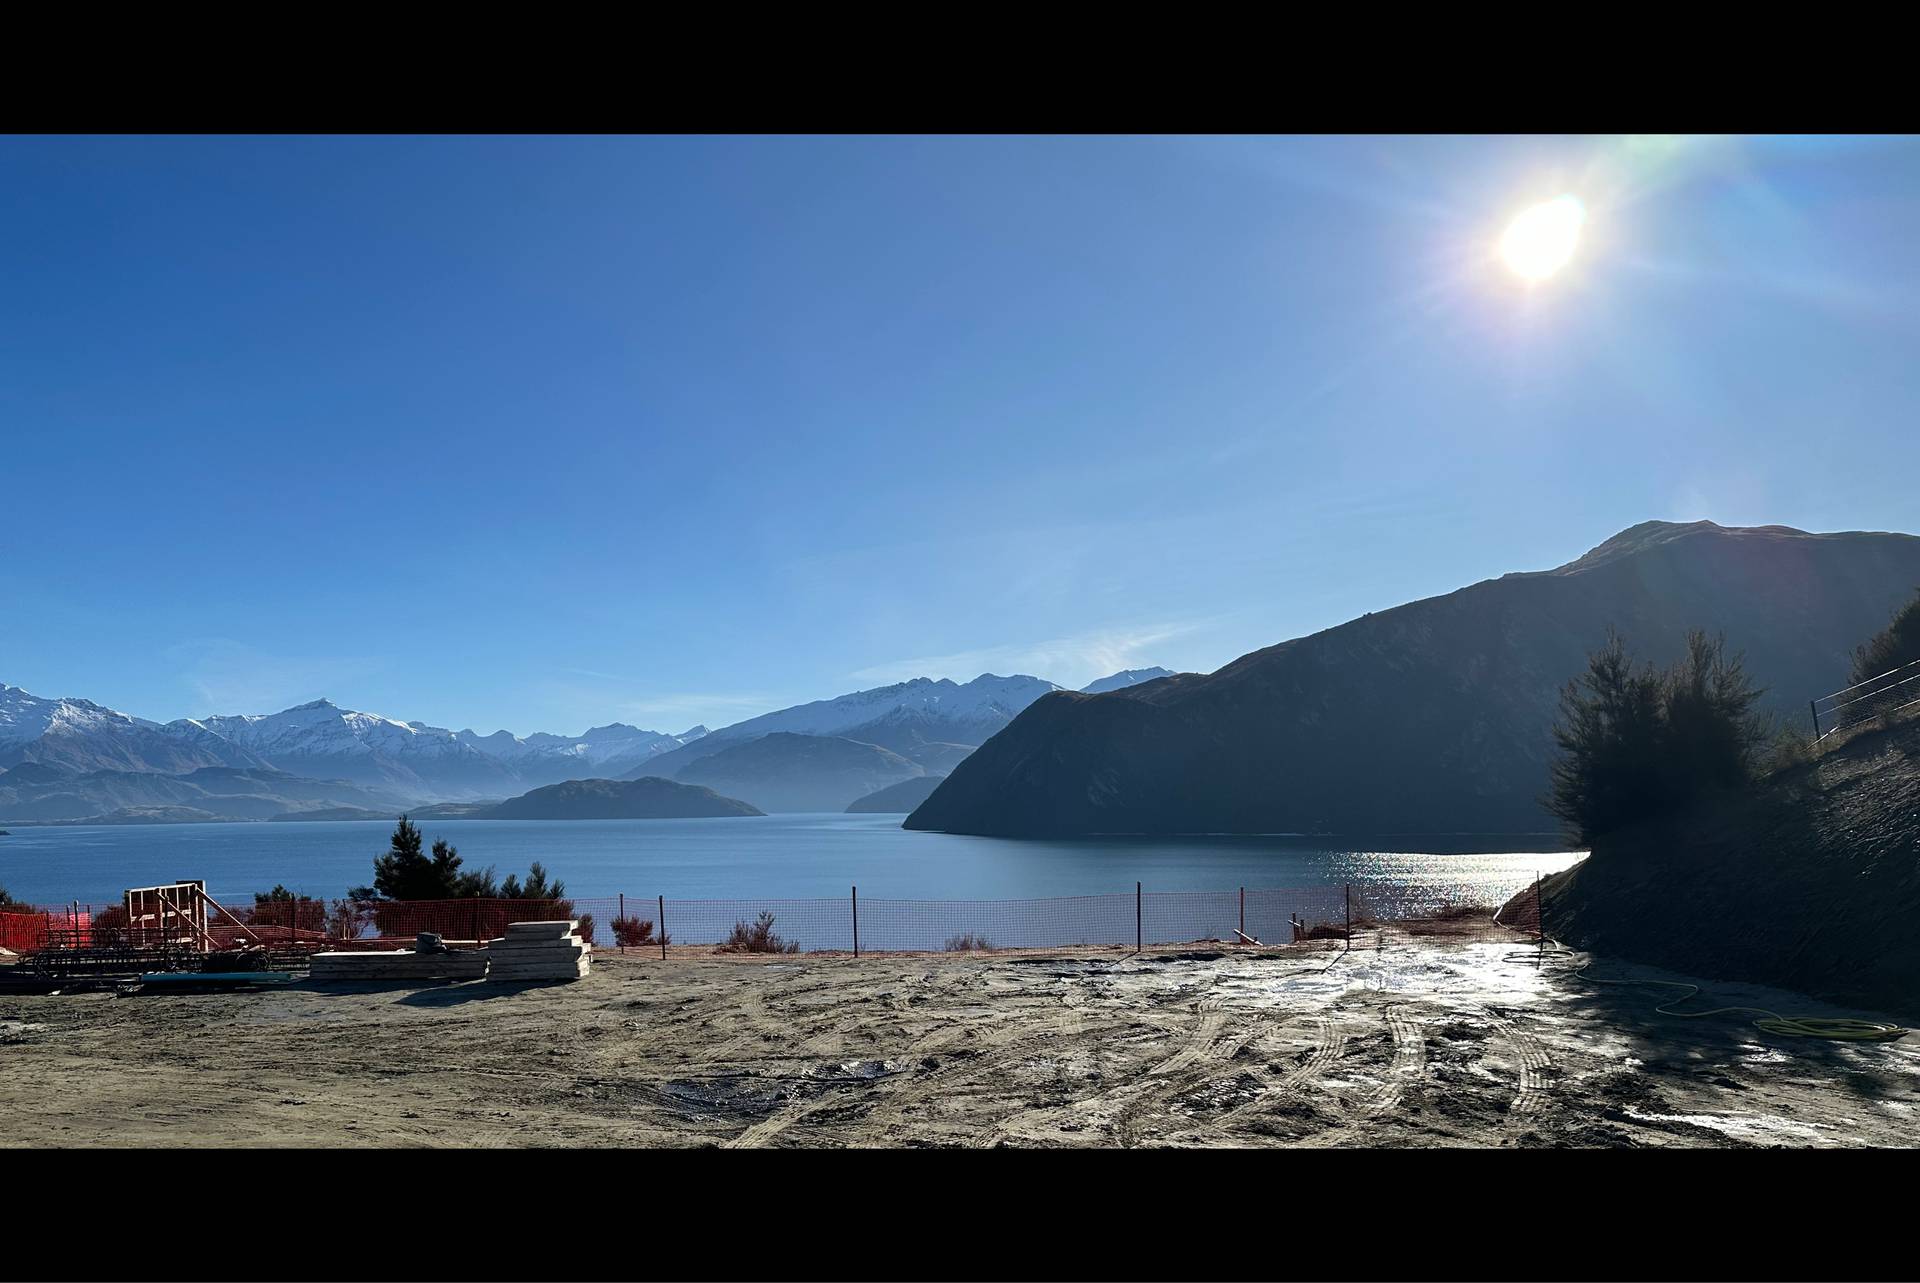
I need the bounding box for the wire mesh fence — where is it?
[1812,657,1920,739]
[5,879,1549,962]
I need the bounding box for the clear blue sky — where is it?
[4,135,1916,735]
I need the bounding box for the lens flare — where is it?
[1500,195,1585,282]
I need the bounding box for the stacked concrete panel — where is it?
[484,919,591,982]
[309,949,490,982]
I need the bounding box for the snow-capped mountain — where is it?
[184,700,538,800]
[711,674,1060,743]
[461,722,708,775]
[626,674,1063,780]
[1,683,267,775]
[1081,667,1176,694]
[178,700,711,799]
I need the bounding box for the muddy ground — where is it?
[2,928,1916,1147]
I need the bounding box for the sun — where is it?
[1500,195,1585,282]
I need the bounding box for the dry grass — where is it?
[943,932,993,952]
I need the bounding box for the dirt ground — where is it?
[3,929,1917,1147]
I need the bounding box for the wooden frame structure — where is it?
[124,881,260,953]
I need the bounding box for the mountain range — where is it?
[0,668,1169,822]
[906,521,1920,838]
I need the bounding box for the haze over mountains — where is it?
[907,522,1920,838]
[0,668,1170,823]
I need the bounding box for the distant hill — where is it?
[0,762,408,825]
[26,805,229,826]
[674,732,924,813]
[267,801,502,822]
[846,774,947,813]
[267,806,393,822]
[482,776,763,820]
[908,521,1920,837]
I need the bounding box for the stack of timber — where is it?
[485,920,591,982]
[308,948,490,982]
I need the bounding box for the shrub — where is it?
[1548,629,1769,845]
[612,915,669,948]
[716,911,800,954]
[943,932,993,952]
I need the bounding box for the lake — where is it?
[0,814,1583,912]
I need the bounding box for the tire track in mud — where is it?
[1145,997,1227,1077]
[718,972,915,1148]
[954,986,1236,1148]
[1484,1008,1552,1117]
[1364,1008,1428,1116]
[1102,994,1273,1146]
[693,987,771,1064]
[859,971,1135,1141]
[1213,1014,1350,1129]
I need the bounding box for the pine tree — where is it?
[1547,629,1768,845]
[363,816,442,900]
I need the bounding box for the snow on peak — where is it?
[1081,667,1176,694]
[0,682,145,747]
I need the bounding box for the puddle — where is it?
[659,1074,820,1121]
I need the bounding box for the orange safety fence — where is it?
[1,910,53,953]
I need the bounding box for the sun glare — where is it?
[1500,195,1585,282]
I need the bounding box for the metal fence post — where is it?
[1535,871,1545,958]
[1135,881,1142,952]
[619,892,625,954]
[658,894,667,961]
[1345,885,1351,946]
[1239,886,1245,940]
[852,885,859,957]
[1809,699,1820,739]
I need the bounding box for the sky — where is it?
[3,135,1917,736]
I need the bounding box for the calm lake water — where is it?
[0,814,1583,911]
